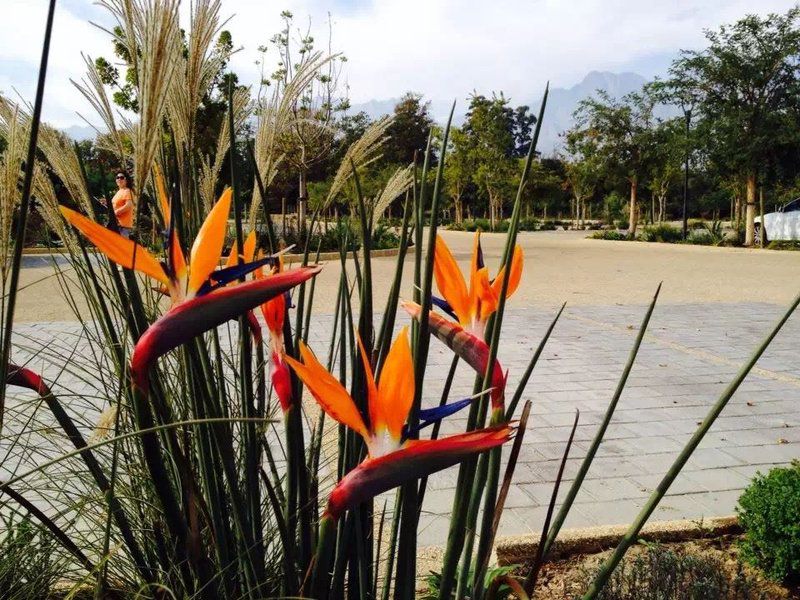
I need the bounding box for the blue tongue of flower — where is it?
[195,254,279,296]
[402,396,474,440]
[432,295,458,320]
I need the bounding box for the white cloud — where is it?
[1,0,797,128]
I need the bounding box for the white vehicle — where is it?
[754,198,800,244]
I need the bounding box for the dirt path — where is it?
[11,230,800,322]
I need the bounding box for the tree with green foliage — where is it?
[667,7,800,245]
[443,127,473,224]
[383,93,434,165]
[646,117,685,223]
[462,94,518,229]
[563,154,601,227]
[267,11,349,229]
[569,90,656,236]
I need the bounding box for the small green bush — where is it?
[614,217,630,230]
[582,543,768,599]
[737,461,800,582]
[686,230,713,245]
[640,223,683,243]
[767,240,800,251]
[590,230,628,241]
[603,191,626,225]
[518,216,539,231]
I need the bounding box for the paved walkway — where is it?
[6,300,799,546]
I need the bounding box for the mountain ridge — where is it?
[348,70,651,154]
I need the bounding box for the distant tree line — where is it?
[74,7,800,247]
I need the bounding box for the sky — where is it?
[1,0,798,130]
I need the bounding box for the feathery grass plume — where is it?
[371,164,413,229]
[198,86,252,211]
[248,51,335,230]
[166,0,229,171]
[71,55,128,160]
[31,162,80,255]
[96,0,182,221]
[0,97,26,280]
[2,95,95,219]
[324,115,393,210]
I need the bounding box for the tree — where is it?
[563,154,600,228]
[444,127,473,224]
[268,11,349,229]
[462,94,517,229]
[383,93,434,165]
[646,118,685,223]
[569,90,656,236]
[667,8,800,245]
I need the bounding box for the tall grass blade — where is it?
[524,410,580,595]
[396,102,455,600]
[0,0,57,430]
[543,284,661,558]
[474,400,533,598]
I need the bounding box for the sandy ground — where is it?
[11,229,800,322]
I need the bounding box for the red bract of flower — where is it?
[402,300,507,413]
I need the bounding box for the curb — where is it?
[495,515,740,566]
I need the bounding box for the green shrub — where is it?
[603,191,626,225]
[590,230,629,241]
[737,461,800,582]
[614,217,630,230]
[372,222,401,250]
[538,221,557,231]
[640,223,683,243]
[582,543,768,599]
[0,515,64,599]
[447,221,465,231]
[766,240,800,251]
[686,230,713,245]
[518,216,540,231]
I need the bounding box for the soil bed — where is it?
[515,536,797,599]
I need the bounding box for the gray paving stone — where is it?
[5,300,799,537]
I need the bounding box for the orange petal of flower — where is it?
[284,342,369,440]
[433,235,469,325]
[60,206,169,285]
[376,327,414,440]
[224,230,257,269]
[188,188,232,295]
[474,266,498,324]
[356,332,381,435]
[491,245,523,300]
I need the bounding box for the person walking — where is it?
[100,171,135,238]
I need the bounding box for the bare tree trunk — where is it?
[745,173,756,246]
[628,176,639,237]
[454,196,463,225]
